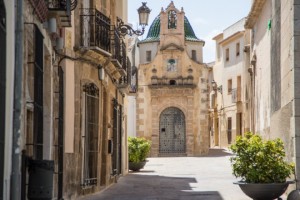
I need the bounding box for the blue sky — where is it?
[128,0,251,63]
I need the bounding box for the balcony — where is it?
[80,8,111,56]
[111,27,127,75]
[79,8,129,81]
[117,58,135,94]
[48,0,77,27]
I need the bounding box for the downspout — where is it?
[11,0,23,199]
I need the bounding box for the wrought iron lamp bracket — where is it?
[116,17,145,37]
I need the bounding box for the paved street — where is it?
[80,149,289,200]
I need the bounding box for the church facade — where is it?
[137,2,210,156]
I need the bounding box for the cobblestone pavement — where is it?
[80,148,291,200]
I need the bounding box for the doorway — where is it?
[159,107,186,155]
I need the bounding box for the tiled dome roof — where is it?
[139,15,204,44]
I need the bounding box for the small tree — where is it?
[229,132,294,183]
[128,137,151,163]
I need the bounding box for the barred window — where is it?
[82,83,99,186]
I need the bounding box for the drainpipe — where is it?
[11,0,23,199]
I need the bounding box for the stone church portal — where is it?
[159,107,186,155]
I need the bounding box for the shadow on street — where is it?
[82,174,224,200]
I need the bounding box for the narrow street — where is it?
[80,149,252,200]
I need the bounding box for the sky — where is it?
[128,0,252,63]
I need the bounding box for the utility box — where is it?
[28,159,54,200]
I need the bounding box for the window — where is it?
[191,50,197,61]
[237,76,241,101]
[146,50,151,62]
[112,99,122,175]
[226,48,229,61]
[227,117,232,144]
[33,25,44,160]
[170,80,176,85]
[82,83,99,186]
[228,79,232,94]
[236,42,240,56]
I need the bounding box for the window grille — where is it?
[82,83,99,186]
[57,66,64,198]
[112,99,122,176]
[33,25,44,160]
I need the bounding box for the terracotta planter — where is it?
[129,161,146,171]
[234,181,294,200]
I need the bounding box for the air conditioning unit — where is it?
[232,88,237,103]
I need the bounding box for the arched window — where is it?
[168,10,177,29]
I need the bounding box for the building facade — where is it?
[1,0,131,199]
[137,2,210,157]
[211,18,251,148]
[245,0,300,190]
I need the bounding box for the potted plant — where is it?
[128,137,151,171]
[229,132,295,200]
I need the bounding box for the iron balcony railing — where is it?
[47,0,77,11]
[80,8,111,53]
[47,0,77,27]
[112,27,127,70]
[118,58,132,88]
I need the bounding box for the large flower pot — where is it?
[234,181,294,200]
[129,161,146,171]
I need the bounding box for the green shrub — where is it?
[128,137,151,163]
[229,132,294,183]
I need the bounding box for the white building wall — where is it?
[212,18,250,147]
[252,0,272,135]
[223,18,246,39]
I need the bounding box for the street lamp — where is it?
[211,80,223,94]
[116,2,151,37]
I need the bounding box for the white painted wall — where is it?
[252,0,272,135]
[213,20,250,147]
[223,18,246,39]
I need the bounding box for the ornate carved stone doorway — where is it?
[159,107,186,155]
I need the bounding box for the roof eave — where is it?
[244,0,266,29]
[218,31,245,46]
